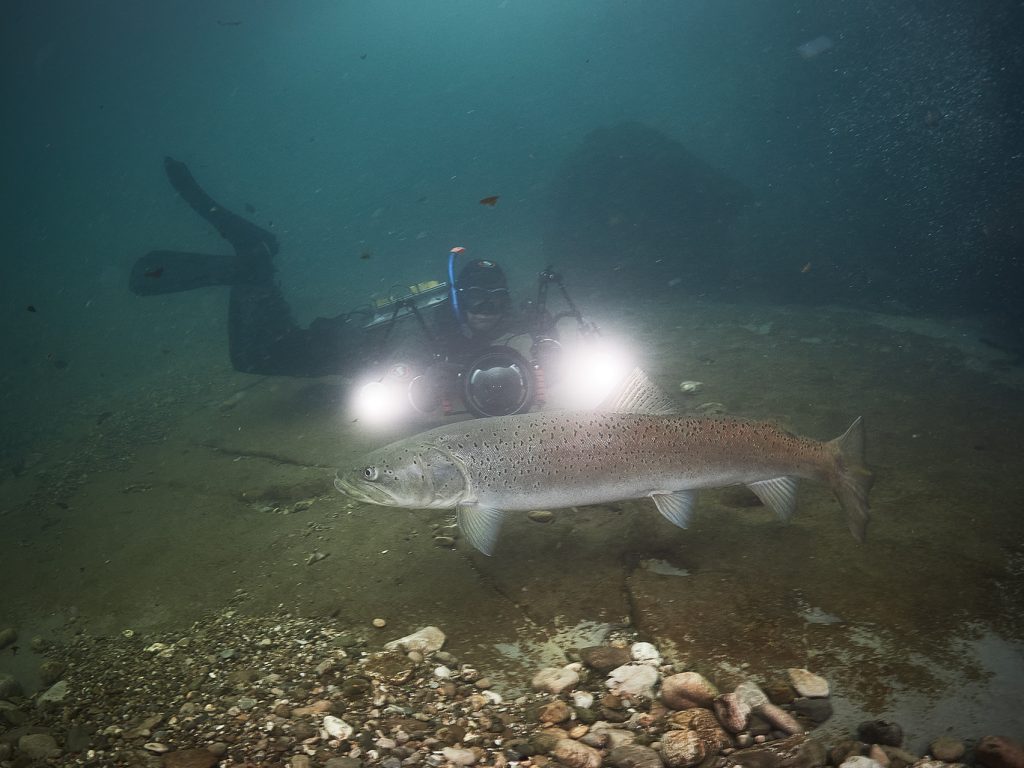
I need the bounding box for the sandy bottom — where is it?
[2,295,1023,753]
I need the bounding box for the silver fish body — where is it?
[335,409,873,555]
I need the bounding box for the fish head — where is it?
[334,441,468,509]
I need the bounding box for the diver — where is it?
[130,157,519,380]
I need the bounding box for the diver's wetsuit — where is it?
[130,157,361,377]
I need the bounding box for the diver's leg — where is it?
[129,250,243,295]
[228,284,361,377]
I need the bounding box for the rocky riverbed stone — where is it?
[607,663,659,698]
[163,748,220,768]
[579,645,632,673]
[384,625,446,655]
[0,627,16,649]
[786,668,829,698]
[532,664,581,694]
[929,736,965,762]
[0,672,23,699]
[858,720,904,747]
[17,732,60,760]
[660,671,718,709]
[976,736,1024,768]
[661,729,707,768]
[609,743,665,768]
[551,737,603,768]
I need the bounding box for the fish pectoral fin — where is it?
[456,503,504,556]
[651,490,697,529]
[747,477,798,521]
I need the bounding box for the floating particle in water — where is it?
[797,35,834,59]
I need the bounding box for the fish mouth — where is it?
[333,473,396,506]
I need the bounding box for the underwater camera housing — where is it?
[351,264,602,427]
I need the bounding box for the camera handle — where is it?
[533,267,600,340]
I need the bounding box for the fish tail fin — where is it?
[828,416,874,542]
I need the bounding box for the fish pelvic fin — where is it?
[456,503,504,556]
[829,416,874,542]
[747,477,798,521]
[651,490,698,528]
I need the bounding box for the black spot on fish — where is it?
[244,202,256,214]
[96,411,113,425]
[26,304,37,312]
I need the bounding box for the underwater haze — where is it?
[2,1,1023,443]
[2,0,1024,763]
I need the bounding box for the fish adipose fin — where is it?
[651,490,697,528]
[829,416,874,542]
[747,477,799,521]
[457,503,505,555]
[600,367,678,415]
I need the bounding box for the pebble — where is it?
[791,696,833,723]
[660,728,706,768]
[372,617,387,628]
[841,757,885,768]
[17,733,60,760]
[0,673,23,699]
[868,745,891,767]
[537,699,573,724]
[930,736,966,762]
[631,641,662,666]
[443,746,479,765]
[572,690,595,709]
[713,692,751,733]
[786,667,829,698]
[37,679,68,704]
[144,742,170,753]
[0,627,16,649]
[607,663,659,698]
[323,715,354,740]
[733,680,769,709]
[976,735,1024,768]
[532,664,581,694]
[578,645,632,673]
[385,625,446,655]
[163,749,219,768]
[858,720,904,747]
[660,671,719,709]
[609,744,664,768]
[528,510,555,523]
[551,737,602,768]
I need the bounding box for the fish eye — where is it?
[362,466,379,481]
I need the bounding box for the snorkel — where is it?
[447,246,467,327]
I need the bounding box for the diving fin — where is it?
[163,156,278,258]
[129,250,247,295]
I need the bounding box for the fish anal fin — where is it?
[651,490,697,529]
[747,477,798,521]
[456,503,504,555]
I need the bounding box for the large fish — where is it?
[335,370,873,554]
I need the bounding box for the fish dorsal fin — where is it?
[747,477,798,520]
[456,503,504,555]
[599,367,678,415]
[651,490,698,529]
